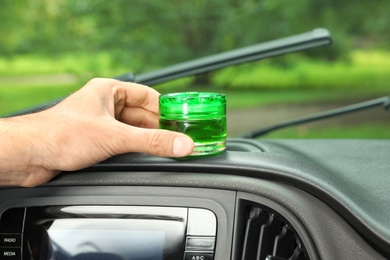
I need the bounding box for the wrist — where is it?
[0,114,54,186]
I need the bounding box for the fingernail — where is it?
[173,136,193,157]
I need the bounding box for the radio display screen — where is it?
[47,219,165,260]
[21,206,188,260]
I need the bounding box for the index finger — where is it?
[83,78,160,114]
[112,80,161,114]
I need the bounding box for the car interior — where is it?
[0,13,389,260]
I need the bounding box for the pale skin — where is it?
[0,78,194,187]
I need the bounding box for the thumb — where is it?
[118,126,194,157]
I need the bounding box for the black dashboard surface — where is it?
[49,139,390,254]
[1,138,390,258]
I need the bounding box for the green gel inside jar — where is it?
[159,92,227,157]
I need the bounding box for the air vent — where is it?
[239,204,310,260]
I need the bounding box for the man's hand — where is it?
[0,78,194,187]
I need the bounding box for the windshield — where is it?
[0,0,389,138]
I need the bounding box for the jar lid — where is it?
[159,92,226,120]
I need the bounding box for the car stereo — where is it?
[0,206,217,260]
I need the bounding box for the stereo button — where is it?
[0,247,21,259]
[184,252,214,260]
[0,234,22,247]
[186,237,215,251]
[0,208,25,233]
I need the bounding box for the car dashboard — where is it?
[1,138,389,260]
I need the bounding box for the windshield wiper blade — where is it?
[4,29,331,118]
[242,96,390,138]
[115,28,332,85]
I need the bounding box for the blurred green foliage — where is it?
[0,84,79,115]
[212,50,390,90]
[0,0,389,138]
[264,123,390,139]
[1,0,390,72]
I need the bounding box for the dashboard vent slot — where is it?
[240,206,309,260]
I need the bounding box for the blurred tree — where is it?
[0,0,29,55]
[1,0,390,80]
